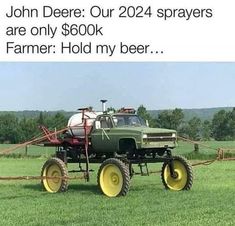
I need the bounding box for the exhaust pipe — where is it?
[100,99,107,112]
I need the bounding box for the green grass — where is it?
[0,158,235,226]
[176,140,235,154]
[0,144,55,158]
[174,140,235,160]
[0,142,234,225]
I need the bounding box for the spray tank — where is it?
[67,100,107,136]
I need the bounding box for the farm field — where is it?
[0,144,55,157]
[0,141,235,226]
[175,140,235,159]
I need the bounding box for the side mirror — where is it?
[146,120,149,127]
[95,121,101,129]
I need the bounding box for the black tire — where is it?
[41,157,68,193]
[161,155,193,191]
[97,158,130,197]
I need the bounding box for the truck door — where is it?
[91,115,118,152]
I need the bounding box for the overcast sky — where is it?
[0,62,234,111]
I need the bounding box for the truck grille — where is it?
[143,133,176,142]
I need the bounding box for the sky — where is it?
[0,62,234,111]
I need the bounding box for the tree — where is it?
[137,105,157,127]
[107,107,116,113]
[157,110,172,129]
[212,110,231,140]
[157,108,184,130]
[0,114,20,143]
[171,108,184,130]
[51,112,67,130]
[201,120,212,141]
[137,105,150,120]
[37,111,45,125]
[228,107,235,139]
[19,117,38,142]
[187,117,201,141]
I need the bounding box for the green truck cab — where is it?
[91,113,177,154]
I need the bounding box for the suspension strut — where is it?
[167,149,177,178]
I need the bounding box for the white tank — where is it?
[67,111,102,136]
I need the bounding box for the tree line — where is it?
[0,106,235,143]
[0,112,67,144]
[137,105,235,141]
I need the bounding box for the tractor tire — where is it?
[41,157,68,193]
[97,158,130,197]
[161,155,193,191]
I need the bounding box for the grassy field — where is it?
[0,142,235,225]
[0,144,55,157]
[175,140,235,159]
[0,160,235,225]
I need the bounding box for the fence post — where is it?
[25,145,28,156]
[194,143,199,153]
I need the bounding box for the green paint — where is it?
[91,113,177,152]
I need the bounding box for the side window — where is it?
[99,116,113,128]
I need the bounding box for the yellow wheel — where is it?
[161,156,193,191]
[41,158,68,193]
[98,158,130,197]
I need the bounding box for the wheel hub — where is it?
[172,170,182,181]
[111,173,119,185]
[51,171,60,183]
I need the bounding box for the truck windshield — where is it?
[113,115,146,127]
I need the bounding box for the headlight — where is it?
[142,134,148,139]
[172,133,176,138]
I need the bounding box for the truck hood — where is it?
[113,127,176,134]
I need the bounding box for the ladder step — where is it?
[138,163,149,176]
